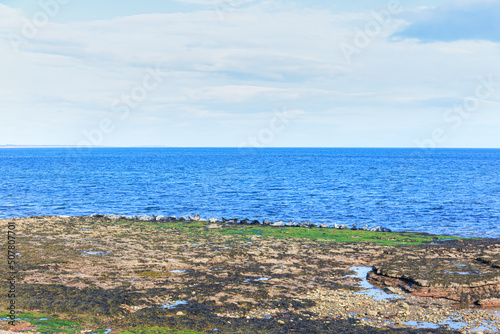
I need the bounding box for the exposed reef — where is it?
[91,213,393,232]
[1,216,499,333]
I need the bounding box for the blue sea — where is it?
[0,148,499,238]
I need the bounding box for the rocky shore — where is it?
[1,215,499,333]
[89,213,393,232]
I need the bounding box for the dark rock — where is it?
[298,222,317,228]
[222,217,239,224]
[477,253,500,268]
[369,256,500,305]
[477,298,500,307]
[137,215,154,222]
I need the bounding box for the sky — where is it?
[0,0,499,148]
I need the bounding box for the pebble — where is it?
[137,215,154,221]
[206,224,221,229]
[303,287,498,332]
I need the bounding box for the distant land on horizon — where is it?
[1,145,499,150]
[0,145,139,148]
[0,145,98,148]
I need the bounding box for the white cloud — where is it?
[0,1,499,147]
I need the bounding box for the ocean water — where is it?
[0,148,499,238]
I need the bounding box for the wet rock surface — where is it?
[369,240,500,306]
[478,251,500,268]
[1,216,499,333]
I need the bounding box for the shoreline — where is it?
[8,213,476,239]
[1,216,499,333]
[1,213,490,239]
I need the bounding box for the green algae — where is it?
[119,328,203,334]
[98,217,465,246]
[0,312,91,334]
[0,312,203,334]
[188,223,462,246]
[137,271,173,278]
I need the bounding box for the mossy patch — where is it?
[0,312,202,334]
[103,217,466,245]
[137,271,173,278]
[0,312,104,334]
[216,225,463,246]
[119,327,203,334]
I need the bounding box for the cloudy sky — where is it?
[0,0,499,147]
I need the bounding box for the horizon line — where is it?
[1,145,500,149]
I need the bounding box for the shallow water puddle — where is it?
[442,270,481,275]
[162,300,188,309]
[215,247,232,252]
[347,267,498,332]
[402,319,492,332]
[82,251,109,256]
[345,266,402,301]
[244,277,270,283]
[170,270,187,273]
